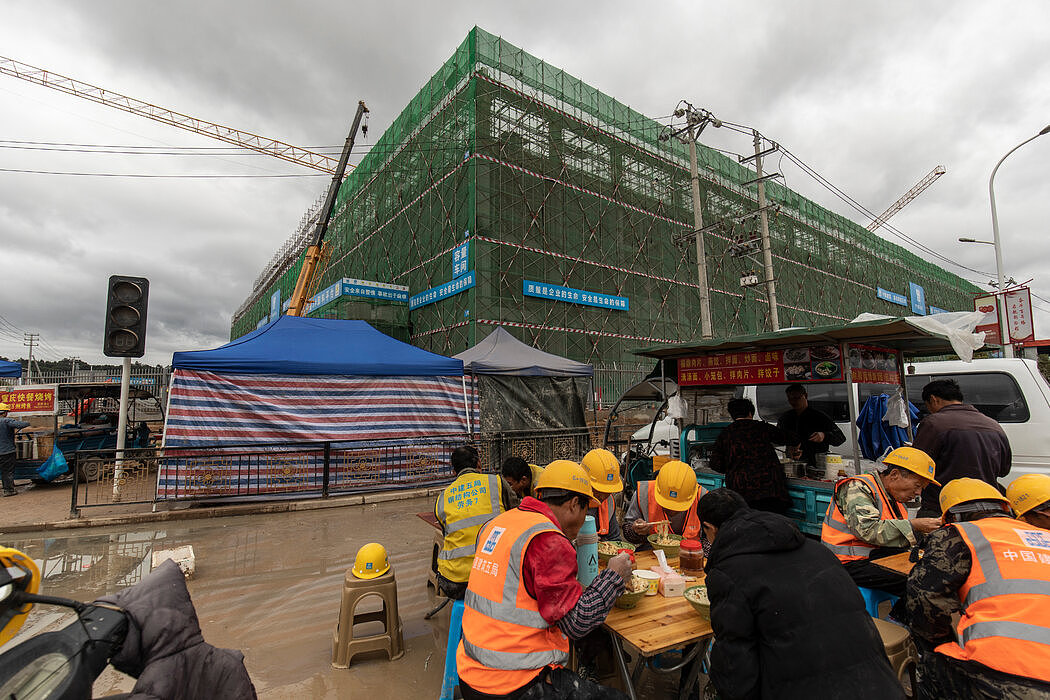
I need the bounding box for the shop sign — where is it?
[677,345,844,386]
[1006,287,1035,343]
[848,344,900,384]
[0,384,57,415]
[877,287,908,307]
[909,282,927,316]
[410,271,476,310]
[523,280,628,311]
[973,294,1002,345]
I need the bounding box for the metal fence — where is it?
[588,363,650,410]
[68,427,604,516]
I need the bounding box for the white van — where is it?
[746,358,1050,483]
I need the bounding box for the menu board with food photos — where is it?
[847,344,901,384]
[678,345,845,386]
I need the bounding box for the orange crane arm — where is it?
[286,101,369,317]
[866,166,946,231]
[0,55,339,174]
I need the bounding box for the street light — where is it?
[987,124,1050,357]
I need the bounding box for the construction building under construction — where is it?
[231,27,979,367]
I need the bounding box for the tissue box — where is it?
[659,574,685,597]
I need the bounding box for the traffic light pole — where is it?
[113,357,131,501]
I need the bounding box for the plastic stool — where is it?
[332,567,405,668]
[872,617,916,687]
[858,586,899,619]
[439,599,465,700]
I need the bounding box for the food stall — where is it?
[633,314,986,535]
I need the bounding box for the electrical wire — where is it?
[0,167,324,178]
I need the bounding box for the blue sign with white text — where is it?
[410,271,476,310]
[523,280,629,311]
[928,306,949,315]
[342,279,409,303]
[270,290,282,321]
[909,282,927,316]
[876,287,908,307]
[452,241,470,278]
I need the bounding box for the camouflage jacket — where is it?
[834,473,914,548]
[905,524,973,644]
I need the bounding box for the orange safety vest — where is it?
[935,516,1050,682]
[456,508,571,695]
[638,480,704,539]
[596,498,612,536]
[821,473,905,563]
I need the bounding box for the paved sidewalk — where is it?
[0,478,446,535]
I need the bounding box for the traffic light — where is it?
[103,275,149,357]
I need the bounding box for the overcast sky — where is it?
[1,1,1048,366]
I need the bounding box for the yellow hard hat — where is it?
[882,446,939,486]
[1006,474,1050,518]
[351,542,390,580]
[0,403,9,412]
[581,449,623,494]
[654,460,698,511]
[939,477,1010,517]
[535,460,599,507]
[0,547,40,647]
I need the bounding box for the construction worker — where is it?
[0,403,29,497]
[623,460,707,550]
[457,460,632,700]
[1007,473,1050,531]
[434,446,512,600]
[500,457,544,504]
[906,477,1050,698]
[581,448,623,542]
[821,446,941,598]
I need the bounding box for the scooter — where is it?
[0,547,256,699]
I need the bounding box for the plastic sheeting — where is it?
[476,376,588,432]
[851,311,986,361]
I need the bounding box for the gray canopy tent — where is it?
[454,327,593,431]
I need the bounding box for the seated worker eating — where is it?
[821,446,941,600]
[623,460,707,551]
[581,448,624,542]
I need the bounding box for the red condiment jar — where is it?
[679,538,704,575]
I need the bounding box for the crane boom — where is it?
[866,165,946,231]
[286,101,369,317]
[0,55,339,174]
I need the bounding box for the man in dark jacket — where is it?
[0,403,30,496]
[912,378,1011,517]
[708,398,798,513]
[777,384,846,468]
[698,488,902,700]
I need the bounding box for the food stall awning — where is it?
[633,314,985,360]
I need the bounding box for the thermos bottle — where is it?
[576,515,599,586]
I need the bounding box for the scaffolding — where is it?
[231,27,980,366]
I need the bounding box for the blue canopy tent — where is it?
[172,316,462,376]
[161,317,475,499]
[0,359,22,378]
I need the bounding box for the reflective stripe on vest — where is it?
[935,517,1050,682]
[457,509,570,694]
[640,480,703,539]
[596,499,610,536]
[436,472,504,581]
[820,473,901,563]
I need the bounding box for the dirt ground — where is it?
[4,494,689,699]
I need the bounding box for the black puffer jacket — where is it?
[97,559,257,700]
[705,509,902,700]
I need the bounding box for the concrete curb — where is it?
[0,486,447,535]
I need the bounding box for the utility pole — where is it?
[752,130,780,331]
[71,356,79,381]
[664,102,722,339]
[23,333,38,384]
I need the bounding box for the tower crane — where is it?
[865,165,946,231]
[0,54,370,318]
[0,54,340,174]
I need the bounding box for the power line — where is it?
[0,167,325,178]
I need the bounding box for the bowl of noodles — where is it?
[597,540,636,565]
[684,584,711,619]
[647,532,683,560]
[614,573,650,609]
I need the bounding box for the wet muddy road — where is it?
[8,496,452,698]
